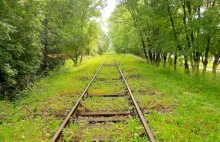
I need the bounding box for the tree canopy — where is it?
[109,0,220,77]
[0,0,109,99]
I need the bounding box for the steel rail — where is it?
[51,58,107,142]
[114,58,156,142]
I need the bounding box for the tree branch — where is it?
[0,105,32,123]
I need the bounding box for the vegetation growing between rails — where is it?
[0,54,219,141]
[63,119,146,141]
[108,0,220,78]
[79,97,132,112]
[1,0,219,141]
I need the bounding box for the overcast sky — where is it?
[101,0,116,32]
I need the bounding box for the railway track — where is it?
[51,57,156,142]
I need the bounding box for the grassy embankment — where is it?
[0,53,219,141]
[116,54,220,141]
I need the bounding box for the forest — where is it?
[1,0,219,100]
[109,0,219,77]
[0,0,220,141]
[0,0,109,99]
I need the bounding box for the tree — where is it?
[109,0,220,78]
[61,0,104,65]
[40,0,65,73]
[97,29,110,55]
[0,0,43,99]
[0,0,107,99]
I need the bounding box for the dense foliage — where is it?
[109,0,220,78]
[0,0,108,99]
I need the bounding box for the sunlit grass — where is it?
[0,53,219,141]
[79,96,132,112]
[0,55,105,141]
[115,54,220,141]
[89,80,125,95]
[63,118,146,141]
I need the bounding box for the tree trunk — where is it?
[146,35,153,63]
[148,49,153,63]
[174,54,178,71]
[184,56,190,74]
[75,52,78,65]
[163,53,167,68]
[128,8,148,62]
[168,54,173,68]
[152,52,156,63]
[202,37,211,74]
[202,1,216,75]
[167,1,181,70]
[182,1,190,75]
[193,5,201,75]
[41,17,49,72]
[69,55,76,65]
[212,51,220,79]
[156,52,161,66]
[212,62,218,79]
[42,44,47,71]
[187,0,198,74]
[190,55,195,73]
[80,54,83,64]
[194,51,200,75]
[141,40,148,62]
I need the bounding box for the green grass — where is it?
[79,96,132,112]
[0,55,105,141]
[89,80,125,95]
[63,118,146,141]
[115,54,220,141]
[0,53,219,141]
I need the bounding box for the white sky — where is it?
[101,0,116,32]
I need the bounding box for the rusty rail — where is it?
[51,57,156,141]
[51,58,106,142]
[114,58,156,142]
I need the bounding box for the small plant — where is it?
[79,97,132,112]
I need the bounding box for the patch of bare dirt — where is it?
[74,76,89,81]
[35,109,68,119]
[147,90,156,96]
[96,78,108,81]
[127,74,142,79]
[152,103,172,114]
[95,78,121,81]
[133,89,161,96]
[143,102,173,115]
[103,64,115,67]
[59,90,80,96]
[124,68,138,73]
[50,110,67,118]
